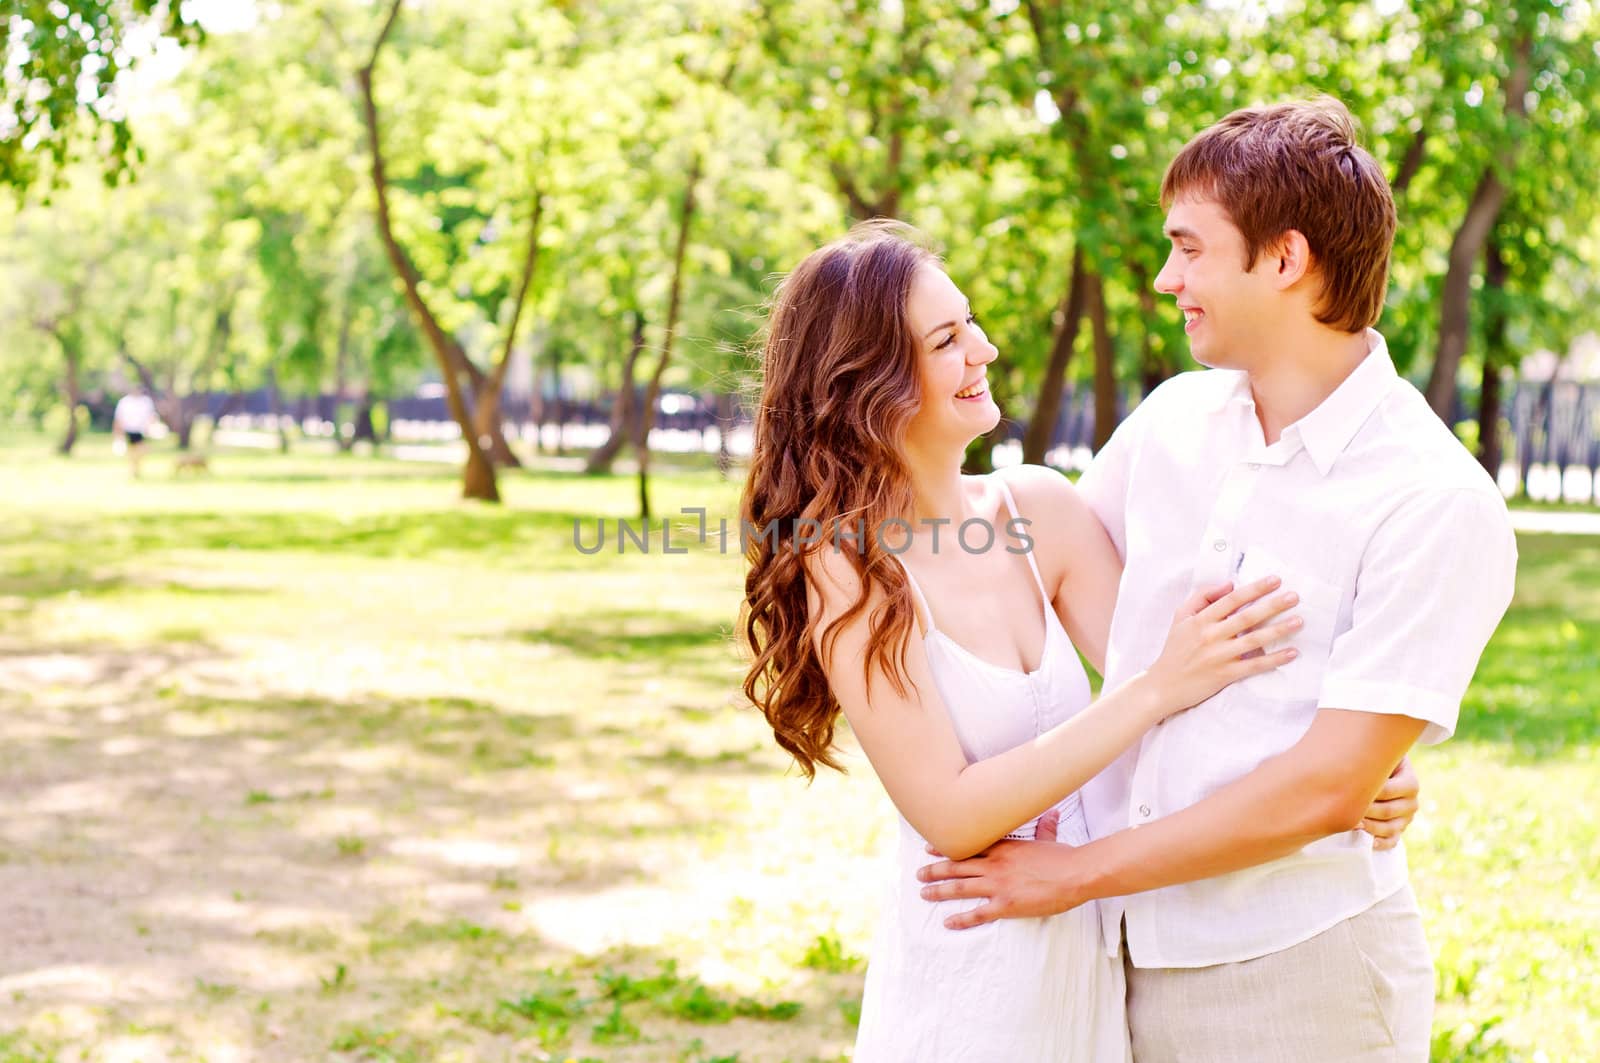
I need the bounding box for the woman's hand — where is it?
[1361,756,1421,851]
[1144,577,1301,718]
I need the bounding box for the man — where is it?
[112,384,159,479]
[919,98,1517,1060]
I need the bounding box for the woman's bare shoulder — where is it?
[991,463,1086,522]
[800,542,877,620]
[990,465,1104,580]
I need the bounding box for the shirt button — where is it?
[1212,539,1228,552]
[1139,804,1152,818]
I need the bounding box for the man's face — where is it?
[1153,196,1280,371]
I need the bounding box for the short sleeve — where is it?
[1075,401,1149,561]
[1318,488,1518,745]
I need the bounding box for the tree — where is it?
[357,0,531,501]
[1420,13,1534,421]
[1,0,201,190]
[0,184,116,452]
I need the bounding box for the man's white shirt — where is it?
[1075,329,1517,968]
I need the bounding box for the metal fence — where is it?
[188,378,1600,503]
[1505,380,1600,501]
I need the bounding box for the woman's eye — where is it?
[934,312,976,350]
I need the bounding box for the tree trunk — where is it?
[170,299,235,453]
[530,360,547,455]
[549,341,566,456]
[1086,270,1118,450]
[175,400,197,450]
[1424,166,1511,423]
[715,390,734,478]
[470,385,522,467]
[352,388,377,447]
[1423,34,1531,422]
[445,350,514,466]
[1129,261,1172,397]
[635,153,703,520]
[358,0,498,502]
[462,192,543,469]
[335,299,355,452]
[55,332,83,456]
[266,367,291,453]
[1140,359,1174,399]
[585,312,645,474]
[1021,245,1086,465]
[1391,126,1427,197]
[1477,237,1508,479]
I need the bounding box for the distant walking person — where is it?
[113,386,159,478]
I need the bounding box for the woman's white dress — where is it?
[851,477,1133,1062]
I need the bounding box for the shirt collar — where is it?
[1205,329,1398,477]
[1294,329,1398,476]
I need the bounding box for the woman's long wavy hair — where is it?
[740,222,936,779]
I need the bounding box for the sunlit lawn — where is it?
[0,434,1594,1062]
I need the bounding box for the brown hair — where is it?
[1160,96,1396,332]
[739,221,935,779]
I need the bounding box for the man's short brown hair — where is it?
[1161,97,1396,333]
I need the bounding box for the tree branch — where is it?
[489,190,544,394]
[1391,126,1427,196]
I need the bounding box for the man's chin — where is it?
[1188,343,1240,371]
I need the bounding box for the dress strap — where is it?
[992,474,1052,612]
[891,555,937,636]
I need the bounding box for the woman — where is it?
[738,224,1394,1060]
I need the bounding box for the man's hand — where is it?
[916,810,1090,931]
[1360,756,1420,851]
[921,754,1421,931]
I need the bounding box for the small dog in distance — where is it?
[173,453,211,477]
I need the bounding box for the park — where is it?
[0,439,1596,1060]
[4,0,1600,1060]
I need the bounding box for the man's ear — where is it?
[1269,229,1313,291]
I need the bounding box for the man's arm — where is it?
[920,486,1517,930]
[918,708,1422,928]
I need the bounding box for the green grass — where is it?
[0,430,1594,1061]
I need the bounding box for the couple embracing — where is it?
[740,98,1516,1061]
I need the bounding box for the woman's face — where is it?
[903,265,1000,451]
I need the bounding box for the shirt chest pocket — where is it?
[1233,546,1343,703]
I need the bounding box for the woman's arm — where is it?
[806,548,1296,860]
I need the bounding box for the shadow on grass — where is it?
[2,896,852,1063]
[0,633,849,1059]
[519,608,737,660]
[0,508,612,567]
[0,640,755,895]
[514,607,746,700]
[0,638,227,691]
[0,566,278,604]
